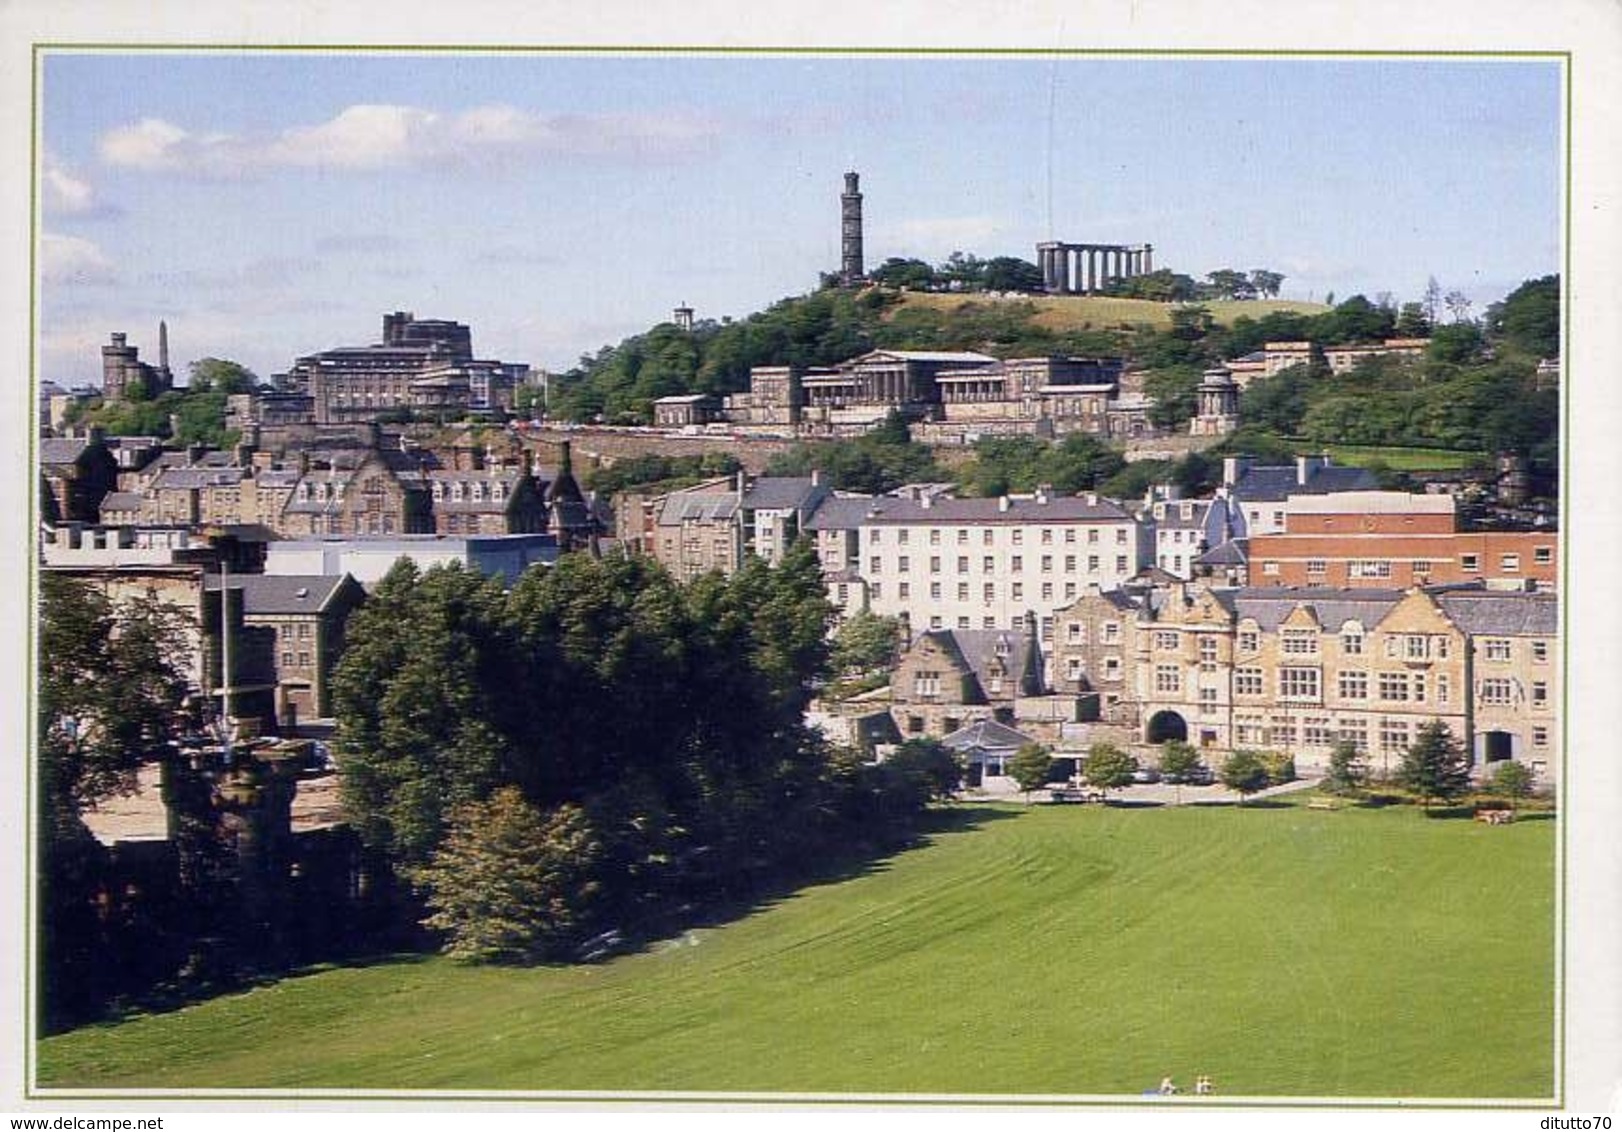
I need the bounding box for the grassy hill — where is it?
[37,799,1554,1100]
[890,292,1330,333]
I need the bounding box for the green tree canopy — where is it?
[1487,761,1536,811]
[1323,739,1369,796]
[1396,721,1472,810]
[1083,742,1136,797]
[1219,750,1269,803]
[1008,742,1055,803]
[831,611,903,676]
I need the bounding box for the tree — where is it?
[1423,276,1443,327]
[417,789,604,964]
[1219,750,1269,805]
[982,256,1045,293]
[1488,761,1535,813]
[187,357,258,394]
[1008,743,1055,804]
[1083,742,1136,798]
[1443,290,1474,325]
[870,257,938,291]
[1396,721,1472,810]
[1486,275,1560,359]
[1394,302,1432,339]
[885,738,963,802]
[1158,740,1202,804]
[831,611,902,677]
[1248,269,1285,299]
[1203,269,1256,301]
[1322,739,1368,796]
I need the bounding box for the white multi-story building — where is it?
[841,490,1149,641]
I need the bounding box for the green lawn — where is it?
[36,802,1555,1100]
[892,292,1328,332]
[1314,444,1479,472]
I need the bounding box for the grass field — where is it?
[36,800,1555,1099]
[1315,444,1479,472]
[891,292,1329,333]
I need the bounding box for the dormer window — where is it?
[297,483,310,502]
[451,482,464,502]
[491,481,505,503]
[470,482,484,503]
[433,482,445,501]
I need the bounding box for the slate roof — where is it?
[39,438,94,466]
[1232,464,1378,502]
[657,493,739,526]
[205,573,355,615]
[917,625,1044,700]
[852,350,999,365]
[802,496,878,532]
[100,492,145,512]
[1154,501,1211,530]
[1229,587,1407,632]
[1436,590,1558,636]
[846,495,1132,525]
[941,718,1036,755]
[1196,538,1249,567]
[740,477,830,513]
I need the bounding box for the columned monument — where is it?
[840,171,865,286]
[1036,241,1154,294]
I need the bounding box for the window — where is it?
[1041,555,1053,572]
[1155,631,1179,651]
[984,617,997,629]
[1154,664,1181,694]
[1532,640,1549,663]
[1238,629,1259,652]
[898,583,910,599]
[913,670,941,697]
[1484,639,1512,662]
[1199,686,1219,714]
[1012,530,1023,545]
[1379,720,1410,753]
[1088,529,1099,545]
[1338,671,1368,700]
[1066,529,1077,544]
[1461,553,1480,573]
[1236,718,1268,746]
[281,651,294,666]
[1404,635,1432,661]
[1534,546,1553,565]
[930,582,942,599]
[1282,629,1318,655]
[1532,681,1548,707]
[897,529,909,545]
[897,556,910,574]
[1413,674,1426,703]
[1378,673,1409,701]
[1338,720,1369,753]
[958,556,970,574]
[1279,667,1321,701]
[1011,556,1023,573]
[1500,554,1520,572]
[983,530,995,546]
[1262,561,1280,576]
[1437,674,1450,704]
[1115,556,1128,573]
[957,616,970,630]
[929,529,941,545]
[983,556,996,572]
[297,651,311,666]
[871,582,882,599]
[1102,622,1120,643]
[1041,582,1053,600]
[869,556,882,574]
[1532,726,1549,748]
[1349,560,1392,579]
[928,615,941,629]
[1411,560,1433,580]
[1041,616,1053,640]
[1103,657,1122,680]
[1271,717,1298,746]
[1087,555,1100,572]
[1067,623,1085,644]
[1480,678,1514,705]
[930,556,942,573]
[983,583,996,603]
[1303,718,1333,748]
[1064,583,1077,600]
[1306,559,1326,578]
[1066,657,1083,680]
[1011,583,1024,600]
[1199,636,1219,665]
[1041,529,1054,545]
[957,582,969,600]
[1235,668,1264,696]
[1116,529,1128,545]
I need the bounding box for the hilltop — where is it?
[890,290,1330,333]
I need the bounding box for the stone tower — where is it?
[840,171,864,286]
[1190,367,1240,437]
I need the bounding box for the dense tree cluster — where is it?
[584,451,743,496]
[953,434,1126,498]
[332,546,935,962]
[67,357,259,448]
[764,411,945,494]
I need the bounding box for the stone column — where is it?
[1144,244,1153,274]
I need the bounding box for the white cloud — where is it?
[98,104,722,178]
[40,233,116,285]
[41,153,106,216]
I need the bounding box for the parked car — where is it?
[1131,766,1161,784]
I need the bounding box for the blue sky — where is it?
[38,52,1562,386]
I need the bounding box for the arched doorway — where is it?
[1482,731,1514,763]
[1146,710,1188,744]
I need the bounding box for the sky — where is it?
[37,52,1563,387]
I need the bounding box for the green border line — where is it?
[24,42,1572,1110]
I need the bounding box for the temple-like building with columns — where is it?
[1037,241,1154,294]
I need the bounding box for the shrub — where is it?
[1260,751,1296,787]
